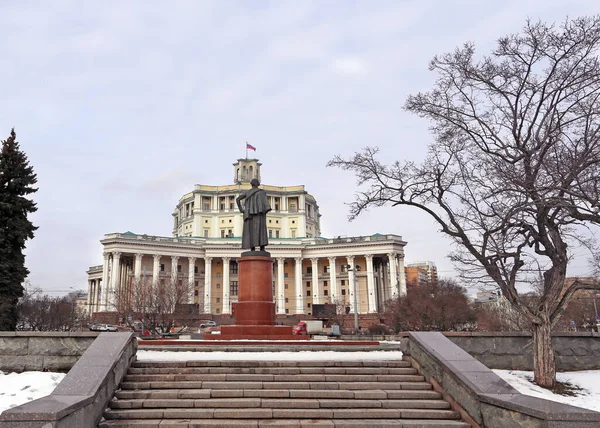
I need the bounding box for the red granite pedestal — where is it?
[216,254,307,340]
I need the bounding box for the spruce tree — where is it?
[0,129,38,330]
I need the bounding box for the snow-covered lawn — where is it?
[0,371,65,414]
[2,354,600,415]
[493,369,600,412]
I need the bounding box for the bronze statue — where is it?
[236,178,271,251]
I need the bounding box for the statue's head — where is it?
[250,178,260,187]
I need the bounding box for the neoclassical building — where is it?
[86,158,407,316]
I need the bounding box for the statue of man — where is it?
[236,178,271,252]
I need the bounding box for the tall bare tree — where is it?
[329,16,600,387]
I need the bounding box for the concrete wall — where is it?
[403,332,600,428]
[344,332,600,371]
[0,332,98,372]
[0,333,137,428]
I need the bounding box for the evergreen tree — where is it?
[0,129,38,330]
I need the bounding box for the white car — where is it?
[98,324,119,332]
[199,321,217,330]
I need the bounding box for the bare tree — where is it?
[329,16,600,387]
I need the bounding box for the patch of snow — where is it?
[0,371,66,415]
[494,370,600,412]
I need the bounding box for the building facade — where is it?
[86,159,407,316]
[405,261,438,284]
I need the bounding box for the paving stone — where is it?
[179,389,212,399]
[332,409,401,419]
[143,399,196,408]
[272,409,334,419]
[213,408,273,419]
[380,399,450,409]
[264,382,311,389]
[190,420,258,427]
[317,399,382,409]
[204,381,264,389]
[194,398,261,408]
[261,399,320,409]
[399,409,459,419]
[163,408,215,419]
[352,390,388,400]
[211,389,245,398]
[245,389,290,398]
[290,390,354,399]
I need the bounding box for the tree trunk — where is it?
[532,319,555,388]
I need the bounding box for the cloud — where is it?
[332,57,368,76]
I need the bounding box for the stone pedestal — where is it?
[216,254,306,340]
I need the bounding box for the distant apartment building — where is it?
[405,266,429,287]
[405,261,438,284]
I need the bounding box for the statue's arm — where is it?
[236,193,245,212]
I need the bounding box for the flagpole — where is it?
[245,142,248,159]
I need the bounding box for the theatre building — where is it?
[86,158,407,317]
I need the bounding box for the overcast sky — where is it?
[1,1,598,295]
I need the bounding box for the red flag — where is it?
[246,143,256,151]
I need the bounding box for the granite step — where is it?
[99,419,471,427]
[102,359,467,427]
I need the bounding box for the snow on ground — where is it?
[0,371,66,415]
[494,369,600,412]
[137,350,404,361]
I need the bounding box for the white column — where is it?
[276,257,285,314]
[222,257,231,314]
[328,256,337,302]
[110,252,121,309]
[152,254,161,285]
[346,255,356,314]
[388,253,398,300]
[311,258,320,305]
[86,280,92,315]
[295,257,304,314]
[171,256,179,283]
[365,254,376,313]
[188,257,196,304]
[134,253,143,281]
[101,252,110,310]
[398,254,407,296]
[204,257,212,313]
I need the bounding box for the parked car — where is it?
[88,323,102,331]
[199,321,217,330]
[104,324,119,332]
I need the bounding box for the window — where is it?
[323,266,329,273]
[228,229,233,237]
[160,264,165,272]
[306,290,311,296]
[231,261,238,274]
[324,290,328,296]
[323,281,328,287]
[203,203,209,210]
[285,298,289,303]
[229,219,232,223]
[276,220,279,224]
[216,308,221,314]
[307,266,312,274]
[220,203,225,210]
[284,284,288,289]
[292,230,296,238]
[216,283,221,288]
[216,297,221,303]
[177,265,182,273]
[342,289,346,295]
[230,281,238,296]
[195,266,199,274]
[221,229,225,238]
[290,203,297,212]
[341,280,345,286]
[307,303,311,308]
[269,229,273,238]
[284,272,288,278]
[194,280,198,286]
[275,230,280,238]
[194,290,198,296]
[285,309,289,314]
[205,220,208,223]
[216,272,221,278]
[229,202,234,210]
[204,229,209,237]
[269,219,272,223]
[306,281,310,288]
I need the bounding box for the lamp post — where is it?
[344,264,361,331]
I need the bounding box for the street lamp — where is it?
[343,264,361,331]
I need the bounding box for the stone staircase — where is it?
[99,359,469,427]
